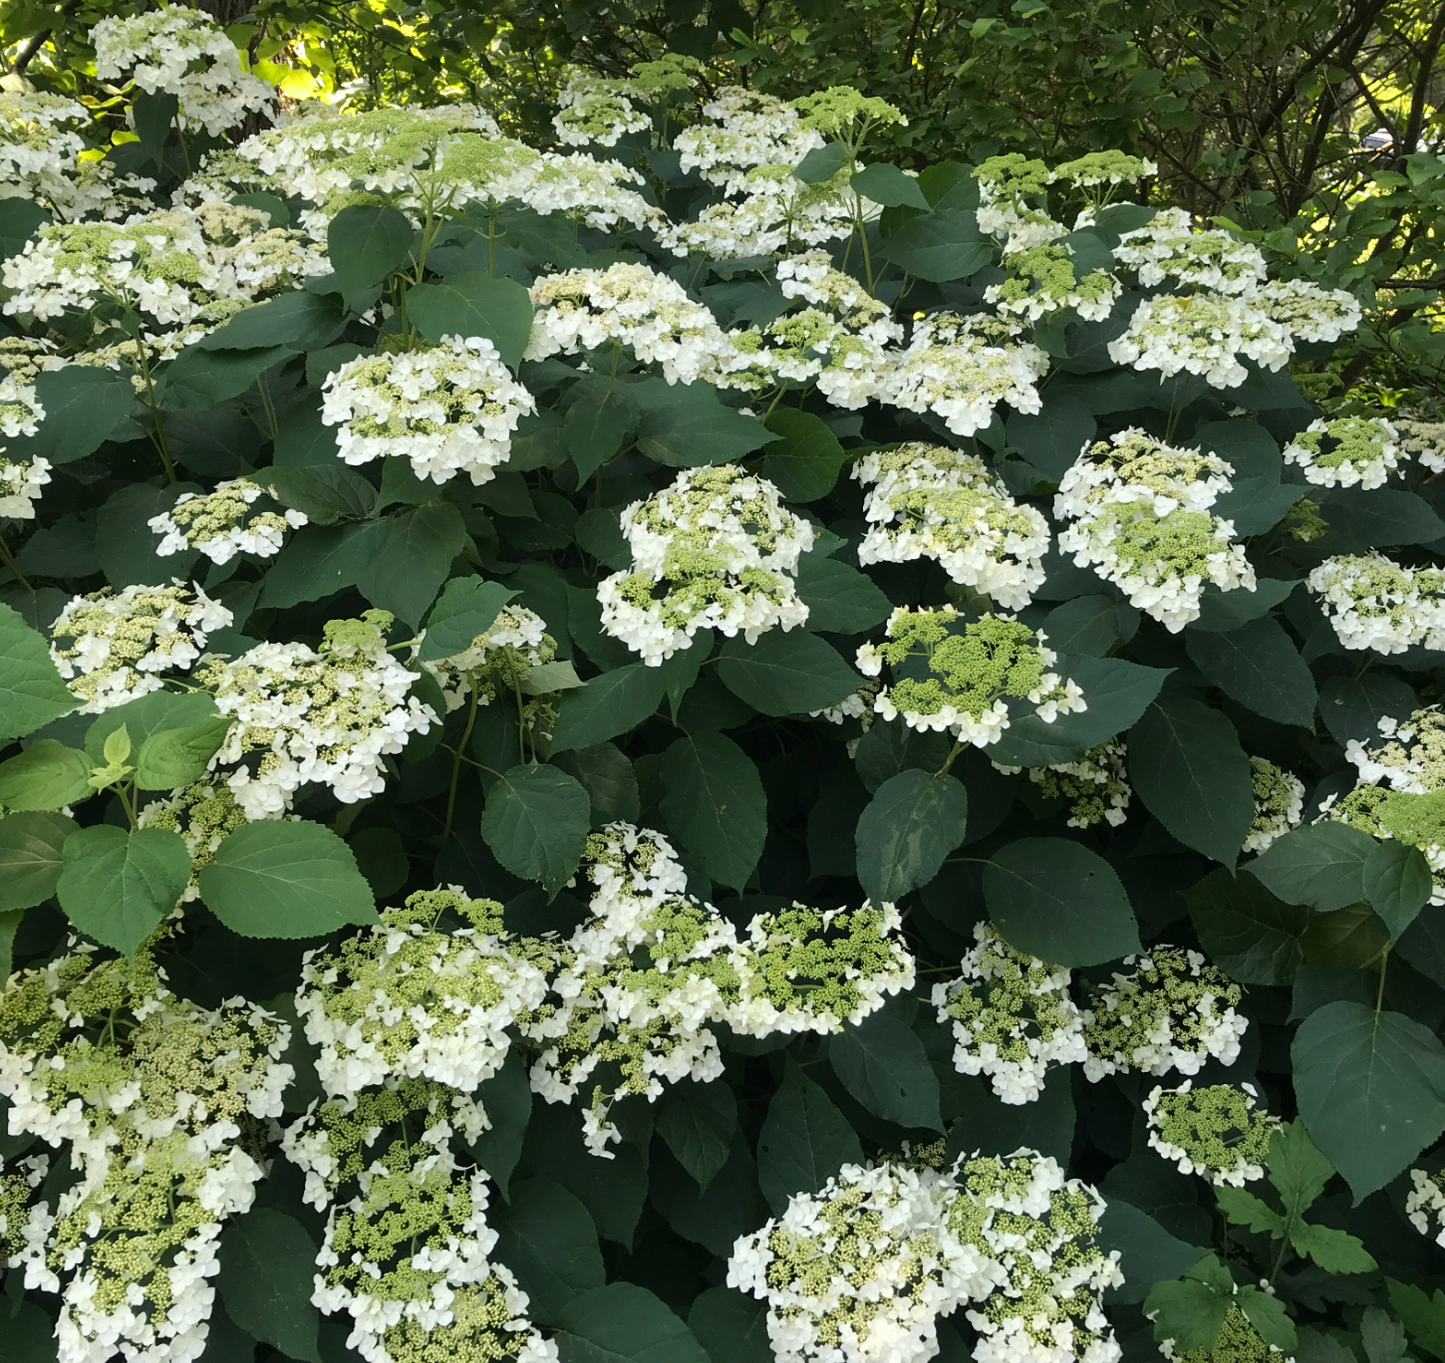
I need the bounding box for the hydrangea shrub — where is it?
[0,16,1443,1363]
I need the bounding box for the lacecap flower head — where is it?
[1307,553,1445,655]
[1144,1081,1279,1186]
[856,606,1085,748]
[150,478,308,564]
[1244,758,1304,854]
[1283,415,1400,490]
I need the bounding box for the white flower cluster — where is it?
[1244,757,1304,854]
[0,941,291,1363]
[854,443,1049,608]
[717,263,900,407]
[1306,553,1445,654]
[421,604,555,713]
[985,242,1121,324]
[322,337,535,486]
[149,478,307,563]
[49,582,232,714]
[729,1151,1122,1363]
[1283,415,1400,490]
[93,6,276,137]
[138,780,278,902]
[297,889,549,1099]
[237,108,653,234]
[879,312,1048,438]
[856,606,1085,748]
[674,87,825,195]
[1344,708,1445,795]
[1055,429,1255,632]
[1004,741,1132,829]
[1113,209,1268,294]
[1395,416,1445,473]
[597,464,813,665]
[197,611,438,816]
[526,264,733,385]
[1082,947,1248,1081]
[0,371,48,517]
[1143,1081,1278,1187]
[553,67,653,146]
[933,923,1086,1104]
[0,93,111,221]
[1107,279,1361,389]
[1407,1168,1445,1247]
[282,1078,555,1363]
[526,824,915,1151]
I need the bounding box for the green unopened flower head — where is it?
[857,605,1085,747]
[1144,1082,1278,1186]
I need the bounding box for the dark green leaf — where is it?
[1144,1254,1236,1352]
[566,387,639,481]
[1006,397,1095,479]
[661,733,767,890]
[946,1070,1076,1166]
[1318,674,1417,748]
[852,162,930,208]
[0,199,48,261]
[985,837,1139,965]
[262,464,376,525]
[1041,595,1139,656]
[199,821,378,938]
[878,210,991,281]
[1388,1280,1445,1362]
[828,1011,942,1131]
[0,811,76,911]
[795,554,892,634]
[1185,868,1308,985]
[1191,579,1299,633]
[158,344,291,411]
[96,482,201,587]
[1194,418,1281,480]
[987,655,1168,767]
[491,1177,605,1325]
[1289,1221,1377,1274]
[1248,823,1376,911]
[217,1207,321,1363]
[199,291,345,351]
[353,503,468,628]
[0,740,92,811]
[1363,839,1433,939]
[1097,1200,1207,1305]
[328,204,415,307]
[57,825,190,955]
[1292,1000,1445,1199]
[855,768,968,904]
[0,603,76,740]
[407,271,535,370]
[552,743,640,824]
[633,382,777,468]
[794,142,851,183]
[759,409,849,500]
[551,665,670,753]
[1128,697,1253,864]
[556,1284,712,1363]
[418,577,518,663]
[757,1061,863,1213]
[23,366,135,465]
[717,631,859,716]
[524,1102,648,1248]
[1212,479,1305,536]
[658,1081,737,1191]
[481,764,591,894]
[1322,487,1445,547]
[1185,617,1317,726]
[0,1299,55,1361]
[688,1290,773,1363]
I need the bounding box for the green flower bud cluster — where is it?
[422,605,557,713]
[933,922,1086,1103]
[856,605,1085,747]
[1245,758,1305,854]
[988,242,1120,323]
[1082,948,1247,1080]
[1004,740,1132,829]
[1144,1082,1279,1186]
[0,938,291,1363]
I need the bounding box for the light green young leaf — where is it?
[0,603,76,742]
[1287,1221,1377,1275]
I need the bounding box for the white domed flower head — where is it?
[1283,416,1401,490]
[49,581,232,714]
[198,610,438,817]
[1055,429,1254,632]
[149,478,307,564]
[1307,554,1445,654]
[856,605,1085,748]
[854,443,1049,609]
[321,336,536,486]
[1113,208,1268,294]
[1082,947,1247,1081]
[597,464,814,665]
[1144,1081,1280,1186]
[933,922,1085,1104]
